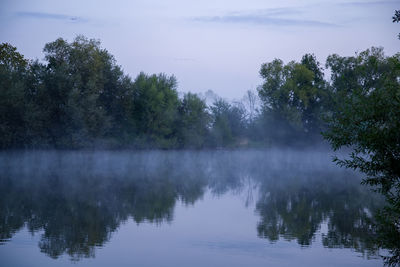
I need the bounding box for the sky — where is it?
[0,0,399,100]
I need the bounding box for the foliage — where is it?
[323,48,400,266]
[132,73,180,148]
[393,10,400,39]
[0,36,398,156]
[0,37,194,149]
[0,43,28,148]
[0,43,27,71]
[0,37,335,149]
[323,48,400,197]
[177,93,210,148]
[376,203,400,267]
[209,99,246,147]
[257,54,328,144]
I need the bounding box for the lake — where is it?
[0,150,386,266]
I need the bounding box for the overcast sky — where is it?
[0,0,399,99]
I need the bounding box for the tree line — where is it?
[0,36,246,149]
[0,36,398,151]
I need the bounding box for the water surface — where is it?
[0,150,385,266]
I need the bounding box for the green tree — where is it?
[323,48,400,266]
[257,55,327,143]
[24,60,51,146]
[42,36,116,147]
[210,99,246,147]
[0,43,28,148]
[25,35,134,148]
[132,72,179,148]
[177,93,210,148]
[324,48,400,195]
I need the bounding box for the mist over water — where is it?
[0,149,385,266]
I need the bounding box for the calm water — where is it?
[0,150,386,266]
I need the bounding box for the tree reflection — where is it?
[254,170,384,258]
[0,151,209,260]
[0,150,391,261]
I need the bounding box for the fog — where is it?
[0,149,385,266]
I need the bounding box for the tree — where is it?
[132,73,179,148]
[324,48,400,196]
[242,89,259,123]
[177,93,210,148]
[209,99,246,147]
[42,36,120,147]
[210,99,234,146]
[24,35,135,148]
[0,43,28,148]
[0,43,27,71]
[257,55,328,143]
[323,49,400,266]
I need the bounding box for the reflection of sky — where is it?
[0,0,399,99]
[1,190,382,267]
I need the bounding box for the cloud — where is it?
[194,13,337,28]
[227,7,303,17]
[16,11,87,22]
[192,6,338,28]
[338,0,398,7]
